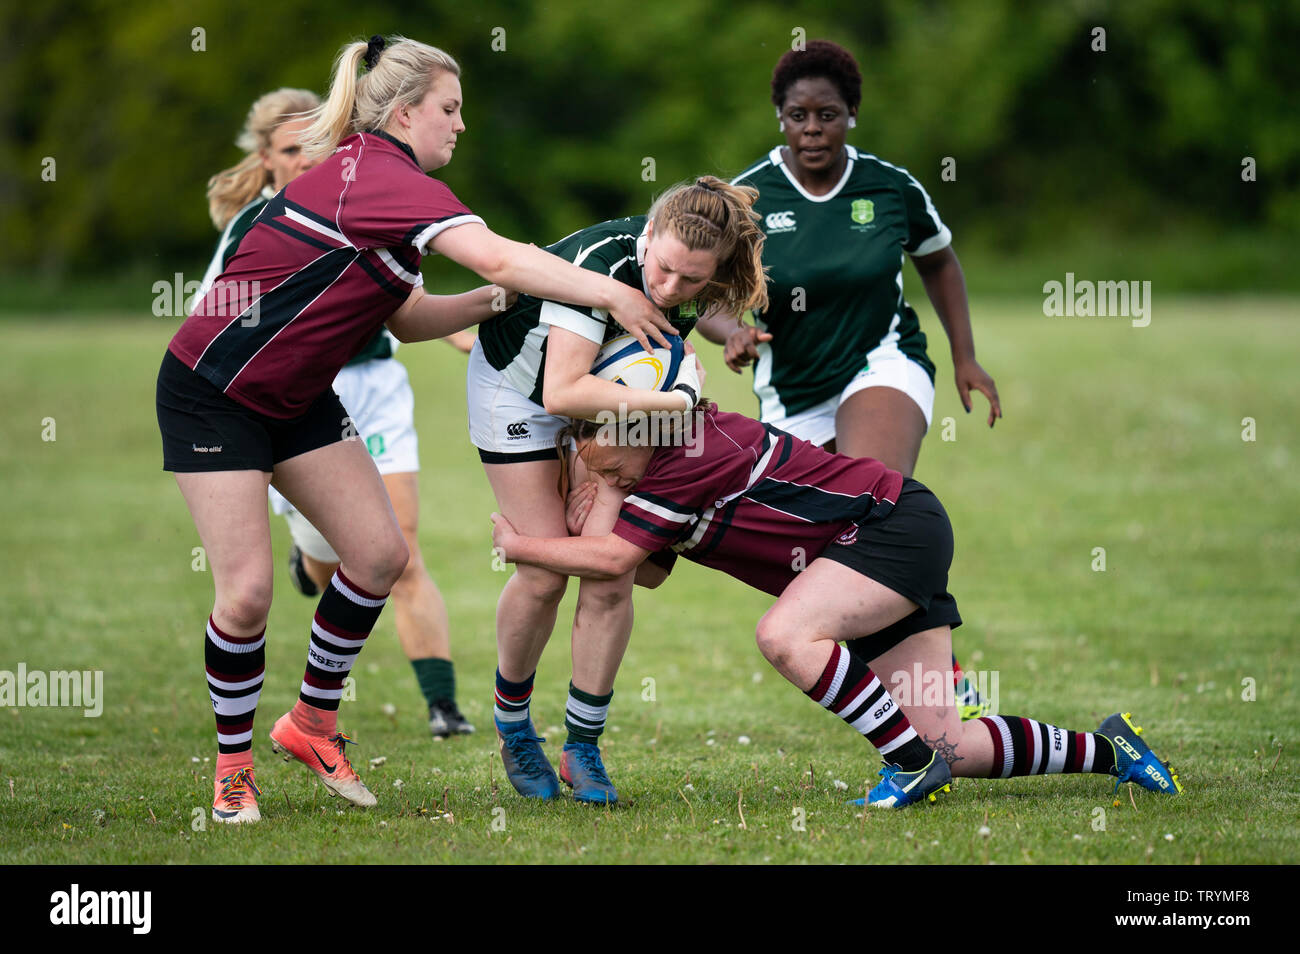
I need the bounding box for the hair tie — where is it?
[364,35,386,71]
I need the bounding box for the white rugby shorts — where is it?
[466,339,567,460]
[764,342,935,447]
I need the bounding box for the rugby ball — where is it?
[590,333,685,392]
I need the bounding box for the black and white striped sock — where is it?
[205,615,264,755]
[564,682,613,745]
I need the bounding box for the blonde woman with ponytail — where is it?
[158,34,677,825]
[470,175,767,805]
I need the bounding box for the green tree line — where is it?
[3,0,1296,281]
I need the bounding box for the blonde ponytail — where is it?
[298,35,461,163]
[648,176,769,316]
[206,87,320,229]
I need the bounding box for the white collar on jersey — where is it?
[769,144,857,203]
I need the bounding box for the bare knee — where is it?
[577,576,632,615]
[754,610,795,670]
[390,545,432,599]
[215,578,273,634]
[512,564,568,607]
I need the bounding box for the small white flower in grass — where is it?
[1164,833,1174,842]
[611,725,621,733]
[930,840,939,847]
[833,779,848,791]
[337,811,344,816]
[393,779,403,790]
[203,757,209,763]
[706,738,716,747]
[546,726,561,736]
[648,738,658,746]
[752,672,763,683]
[904,831,913,840]
[191,757,200,763]
[1073,834,1083,841]
[381,703,397,716]
[430,767,442,775]
[369,756,387,769]
[978,825,991,838]
[683,783,695,792]
[738,735,751,745]
[379,821,387,828]
[707,729,716,737]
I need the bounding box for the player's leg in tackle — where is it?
[175,469,274,824]
[865,626,1182,795]
[755,558,950,809]
[267,437,409,807]
[483,458,569,798]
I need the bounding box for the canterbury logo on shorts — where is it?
[506,421,530,439]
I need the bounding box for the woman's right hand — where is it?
[566,479,599,536]
[724,324,773,373]
[609,286,678,352]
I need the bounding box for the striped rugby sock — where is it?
[293,569,387,737]
[494,669,535,725]
[205,616,264,761]
[808,643,932,771]
[564,682,612,745]
[976,715,1116,777]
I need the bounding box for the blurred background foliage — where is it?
[2,0,1297,306]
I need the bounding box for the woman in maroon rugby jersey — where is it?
[157,34,677,825]
[490,408,1182,807]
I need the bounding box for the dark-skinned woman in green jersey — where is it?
[694,39,1001,720]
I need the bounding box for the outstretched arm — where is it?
[492,512,649,580]
[431,222,676,351]
[386,283,510,343]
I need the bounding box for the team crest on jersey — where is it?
[834,524,860,546]
[850,199,875,225]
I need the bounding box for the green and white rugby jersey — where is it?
[195,188,394,367]
[733,145,950,420]
[478,215,699,406]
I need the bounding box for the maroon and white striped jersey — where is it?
[613,408,904,595]
[168,131,482,419]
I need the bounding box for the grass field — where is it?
[1,297,1297,865]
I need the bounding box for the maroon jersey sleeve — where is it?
[613,410,763,552]
[339,139,483,254]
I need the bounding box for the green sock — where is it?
[564,682,613,745]
[411,657,455,706]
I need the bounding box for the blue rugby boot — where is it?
[1097,712,1183,795]
[560,743,619,804]
[852,752,953,809]
[495,717,560,799]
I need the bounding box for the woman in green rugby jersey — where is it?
[696,39,1001,477]
[694,39,1001,720]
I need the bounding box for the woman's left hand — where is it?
[490,512,518,557]
[954,356,1002,428]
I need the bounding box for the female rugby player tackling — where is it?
[159,34,676,824]
[200,85,479,744]
[491,408,1182,807]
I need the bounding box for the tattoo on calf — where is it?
[925,732,963,766]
